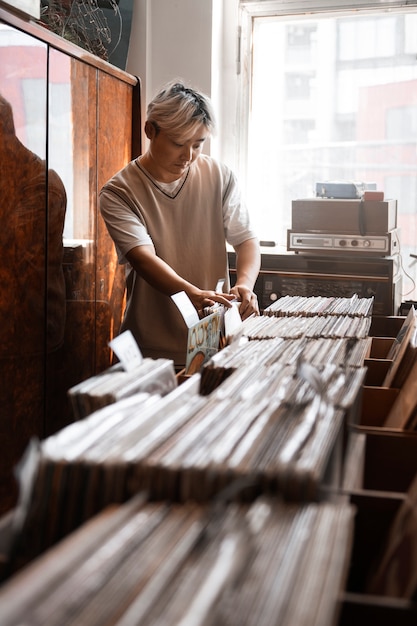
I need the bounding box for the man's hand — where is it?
[230,284,259,319]
[187,288,236,314]
[232,238,261,319]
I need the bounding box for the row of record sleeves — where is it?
[6,294,373,563]
[0,493,355,626]
[2,294,417,625]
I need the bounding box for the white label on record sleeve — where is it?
[109,330,143,371]
[171,291,199,328]
[224,301,242,337]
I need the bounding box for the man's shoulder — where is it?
[194,154,233,181]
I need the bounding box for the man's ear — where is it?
[144,120,155,139]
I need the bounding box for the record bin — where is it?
[338,490,417,626]
[339,308,417,624]
[339,429,417,625]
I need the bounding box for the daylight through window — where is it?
[241,4,417,299]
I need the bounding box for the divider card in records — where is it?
[171,291,200,328]
[224,301,243,339]
[109,330,143,372]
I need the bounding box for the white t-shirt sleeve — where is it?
[222,170,257,246]
[100,188,153,263]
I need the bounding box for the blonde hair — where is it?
[146,80,216,141]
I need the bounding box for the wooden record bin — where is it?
[339,431,417,625]
[339,490,417,626]
[0,6,141,515]
[339,313,417,624]
[356,314,414,432]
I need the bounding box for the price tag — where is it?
[109,330,143,371]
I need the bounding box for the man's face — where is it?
[146,122,208,182]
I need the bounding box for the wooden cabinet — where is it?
[0,7,140,514]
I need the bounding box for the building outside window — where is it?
[238,1,417,300]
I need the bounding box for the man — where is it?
[100,80,260,369]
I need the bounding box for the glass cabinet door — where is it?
[46,49,98,435]
[0,17,134,515]
[0,23,48,512]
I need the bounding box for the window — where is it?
[338,17,396,60]
[386,105,417,141]
[239,1,417,300]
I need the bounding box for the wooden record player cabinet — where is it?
[0,6,141,514]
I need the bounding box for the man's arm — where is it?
[231,237,261,319]
[126,244,235,313]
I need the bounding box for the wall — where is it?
[126,0,240,168]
